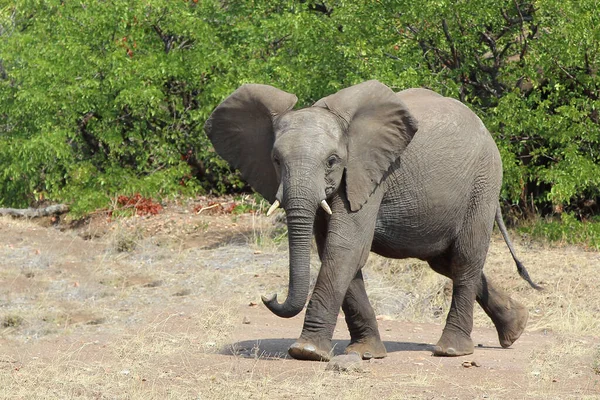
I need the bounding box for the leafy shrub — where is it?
[0,1,243,211]
[0,1,598,227]
[519,213,600,250]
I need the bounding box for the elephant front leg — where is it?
[288,197,380,362]
[342,270,387,360]
[287,261,356,361]
[290,269,386,361]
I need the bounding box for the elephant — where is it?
[204,80,541,361]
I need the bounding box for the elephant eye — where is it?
[326,155,339,168]
[273,157,281,166]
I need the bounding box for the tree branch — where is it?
[442,19,460,68]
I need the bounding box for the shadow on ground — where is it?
[223,338,435,360]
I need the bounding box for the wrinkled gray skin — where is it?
[204,81,540,361]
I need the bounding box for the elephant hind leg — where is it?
[432,280,477,356]
[429,257,528,350]
[427,253,479,357]
[342,270,387,360]
[478,274,529,348]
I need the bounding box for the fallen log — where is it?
[0,204,69,218]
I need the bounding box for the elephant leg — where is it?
[477,274,529,348]
[287,258,360,362]
[342,270,387,360]
[434,277,478,356]
[429,255,478,356]
[429,257,528,350]
[315,218,385,359]
[427,193,508,357]
[288,194,380,362]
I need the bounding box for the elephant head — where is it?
[204,80,418,318]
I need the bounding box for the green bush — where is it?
[0,1,598,226]
[519,213,600,250]
[0,1,243,212]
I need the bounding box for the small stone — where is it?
[242,316,251,324]
[477,343,483,347]
[325,353,364,373]
[248,301,258,307]
[462,360,481,368]
[120,369,130,375]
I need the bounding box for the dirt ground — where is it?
[0,199,599,399]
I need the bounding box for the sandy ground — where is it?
[0,200,599,399]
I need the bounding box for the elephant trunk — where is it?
[262,186,318,318]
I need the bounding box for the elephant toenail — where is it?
[290,343,302,350]
[363,352,373,360]
[304,344,316,352]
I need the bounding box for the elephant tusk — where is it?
[320,200,332,215]
[266,200,280,216]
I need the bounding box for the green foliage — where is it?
[380,1,600,215]
[0,0,598,225]
[519,213,600,250]
[230,194,265,215]
[0,1,239,210]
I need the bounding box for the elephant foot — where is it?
[345,336,387,360]
[288,338,332,361]
[495,299,529,348]
[433,330,474,357]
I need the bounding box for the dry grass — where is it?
[1,212,599,399]
[364,256,450,323]
[526,335,600,398]
[0,304,241,399]
[246,212,289,252]
[483,233,600,335]
[1,342,433,400]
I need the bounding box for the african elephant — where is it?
[204,80,540,361]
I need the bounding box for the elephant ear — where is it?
[314,80,418,211]
[204,84,298,203]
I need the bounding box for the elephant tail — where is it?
[495,203,544,291]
